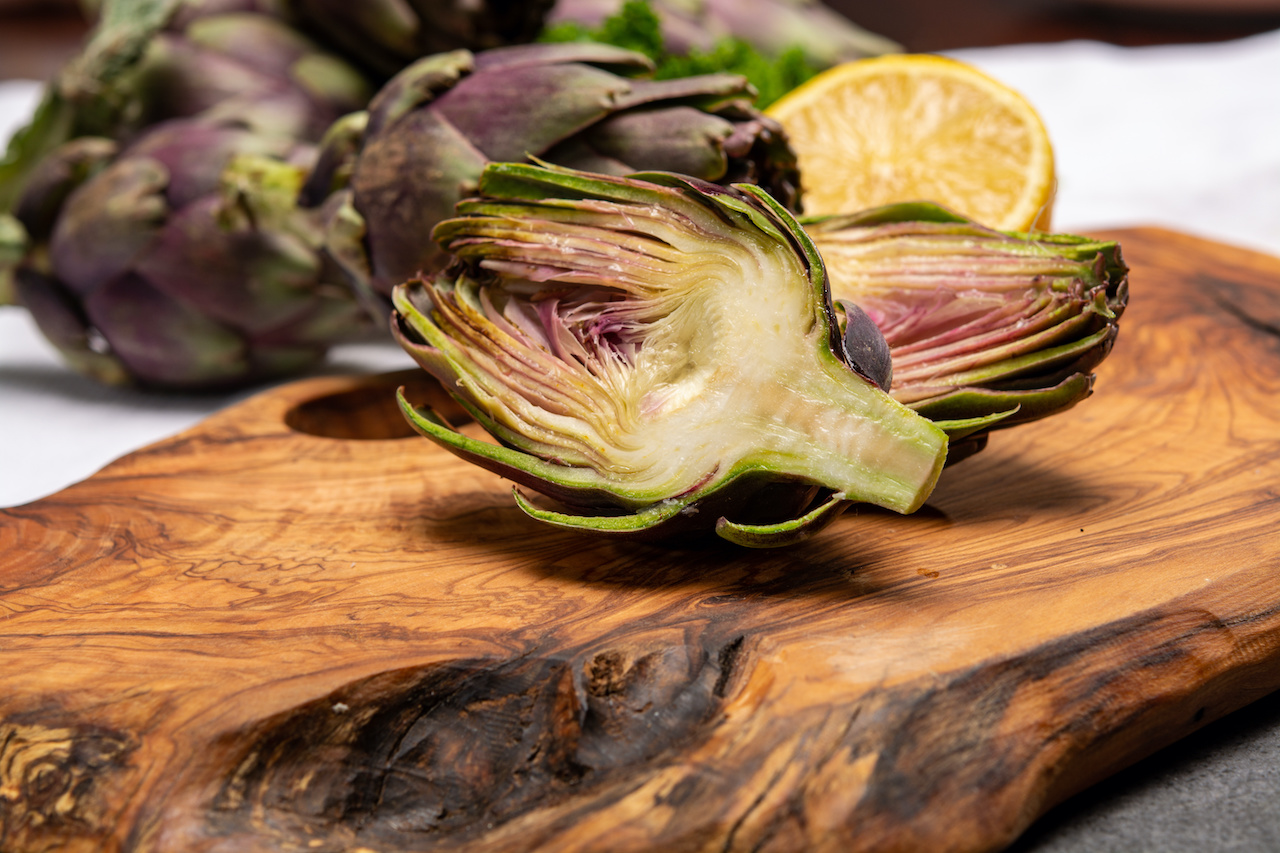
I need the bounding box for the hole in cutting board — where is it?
[284,370,471,440]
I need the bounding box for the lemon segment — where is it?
[767,54,1055,232]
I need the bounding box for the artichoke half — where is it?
[302,42,801,319]
[391,163,948,547]
[806,204,1129,461]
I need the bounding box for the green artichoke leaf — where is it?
[393,162,949,546]
[714,490,851,549]
[513,490,691,534]
[0,0,182,214]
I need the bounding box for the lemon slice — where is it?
[767,54,1055,231]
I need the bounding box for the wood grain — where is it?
[2,227,1279,853]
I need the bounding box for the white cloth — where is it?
[948,28,1280,257]
[3,31,1280,506]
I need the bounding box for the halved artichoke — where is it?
[301,42,802,319]
[806,203,1129,462]
[391,163,948,547]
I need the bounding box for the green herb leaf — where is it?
[537,0,821,108]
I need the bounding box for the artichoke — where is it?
[806,203,1129,462]
[546,0,901,69]
[391,163,948,547]
[288,0,557,79]
[2,0,377,389]
[301,42,802,319]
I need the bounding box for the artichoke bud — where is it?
[392,163,948,547]
[364,50,474,134]
[310,42,803,316]
[806,203,1129,447]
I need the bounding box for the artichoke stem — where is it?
[739,353,948,515]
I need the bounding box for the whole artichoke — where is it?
[288,0,557,79]
[392,163,947,547]
[2,0,377,389]
[546,0,901,69]
[301,42,802,319]
[806,203,1129,462]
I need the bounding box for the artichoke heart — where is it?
[392,163,948,546]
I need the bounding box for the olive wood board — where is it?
[2,227,1279,853]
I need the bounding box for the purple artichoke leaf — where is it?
[182,13,318,79]
[394,162,949,546]
[905,324,1117,400]
[537,136,635,176]
[14,266,131,385]
[578,107,734,182]
[609,73,755,111]
[47,156,170,296]
[470,42,653,75]
[124,120,299,209]
[431,63,636,162]
[132,14,372,136]
[83,271,252,389]
[351,106,488,294]
[11,137,118,241]
[138,32,289,123]
[134,200,320,336]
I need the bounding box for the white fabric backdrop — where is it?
[3,29,1280,506]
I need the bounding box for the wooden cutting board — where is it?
[2,227,1278,853]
